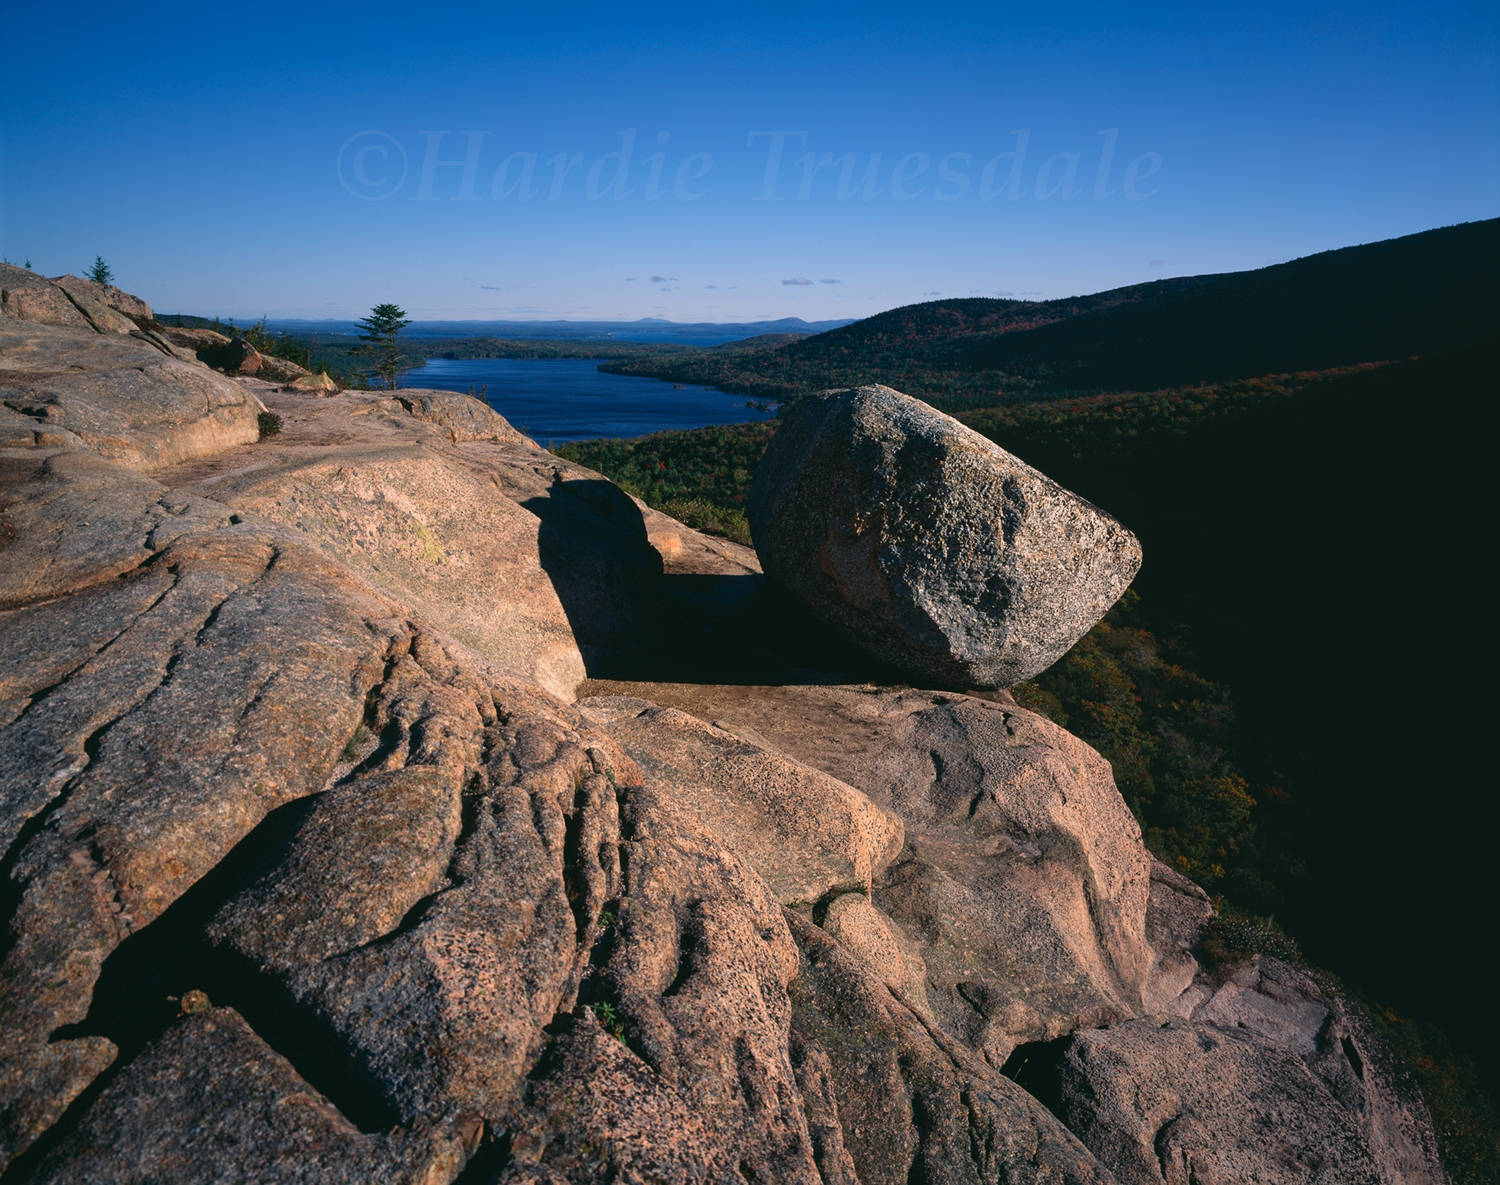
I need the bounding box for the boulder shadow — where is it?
[521,478,664,666]
[523,478,912,688]
[593,567,913,687]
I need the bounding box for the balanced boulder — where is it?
[748,385,1141,687]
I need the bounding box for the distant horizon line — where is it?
[173,315,862,327]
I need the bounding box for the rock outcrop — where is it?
[153,385,660,700]
[24,1004,469,1185]
[285,370,338,392]
[575,697,905,906]
[0,283,1448,1184]
[157,325,231,355]
[748,384,1142,687]
[153,326,331,387]
[1024,956,1447,1185]
[1,316,262,467]
[578,682,1158,1066]
[48,273,154,328]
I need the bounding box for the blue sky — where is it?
[3,2,1496,322]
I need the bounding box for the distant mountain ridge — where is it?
[957,219,1500,390]
[602,219,1500,403]
[234,315,856,343]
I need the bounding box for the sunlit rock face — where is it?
[748,384,1141,688]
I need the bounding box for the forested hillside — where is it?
[601,219,1499,406]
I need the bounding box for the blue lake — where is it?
[400,358,775,444]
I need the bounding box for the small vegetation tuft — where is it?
[339,724,370,764]
[592,1001,627,1044]
[1195,900,1305,968]
[256,411,283,439]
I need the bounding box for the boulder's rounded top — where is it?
[748,383,1141,688]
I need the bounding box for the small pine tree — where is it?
[355,303,412,390]
[88,256,114,286]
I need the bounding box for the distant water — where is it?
[399,358,775,444]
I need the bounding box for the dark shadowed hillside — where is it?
[604,219,1500,405]
[958,220,1500,390]
[976,341,1500,1097]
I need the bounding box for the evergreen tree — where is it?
[87,256,113,286]
[356,302,411,390]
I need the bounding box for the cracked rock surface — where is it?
[0,293,1448,1185]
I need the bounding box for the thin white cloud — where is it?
[819,278,840,284]
[782,277,813,286]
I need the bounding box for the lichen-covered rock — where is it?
[1008,956,1448,1185]
[0,265,96,332]
[286,370,339,392]
[786,911,1116,1185]
[49,273,154,326]
[579,680,1155,1067]
[396,389,539,447]
[0,456,410,1169]
[257,354,312,382]
[1141,859,1215,1016]
[1056,1014,1381,1184]
[0,434,1127,1182]
[498,1010,738,1183]
[208,647,635,1128]
[747,384,1141,687]
[819,891,932,1016]
[157,325,231,354]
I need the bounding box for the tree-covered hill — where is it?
[957,219,1500,392]
[599,288,1194,403]
[601,219,1500,406]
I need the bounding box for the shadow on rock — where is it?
[586,568,916,688]
[4,795,400,1184]
[522,479,665,676]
